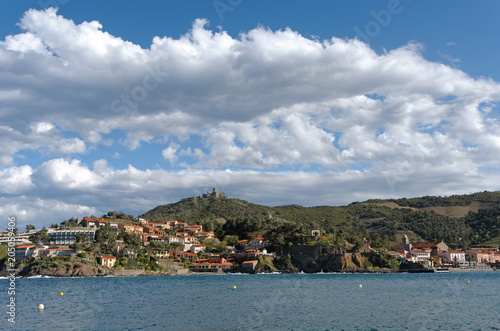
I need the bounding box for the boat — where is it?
[433,267,450,273]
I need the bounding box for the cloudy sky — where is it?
[1,1,500,228]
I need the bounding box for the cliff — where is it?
[1,261,170,278]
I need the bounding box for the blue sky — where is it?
[1,0,500,228]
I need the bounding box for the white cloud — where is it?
[162,143,180,165]
[0,9,499,228]
[0,159,498,229]
[57,137,87,154]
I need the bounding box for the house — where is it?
[116,246,137,258]
[247,251,263,258]
[151,250,170,259]
[165,220,178,230]
[130,225,144,234]
[241,260,258,271]
[118,223,135,232]
[438,250,466,263]
[174,222,186,232]
[136,217,148,225]
[466,250,496,263]
[167,236,185,244]
[173,252,199,262]
[39,248,76,259]
[190,244,206,254]
[196,231,215,240]
[237,240,249,249]
[100,256,116,268]
[94,219,118,231]
[148,222,170,229]
[15,244,38,260]
[143,226,165,236]
[184,236,200,245]
[410,248,431,262]
[249,237,270,250]
[81,217,97,228]
[184,225,203,233]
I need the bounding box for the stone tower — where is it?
[402,234,412,253]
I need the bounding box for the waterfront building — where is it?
[100,256,116,268]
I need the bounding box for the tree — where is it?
[95,224,117,255]
[25,224,36,232]
[50,224,59,229]
[466,256,473,268]
[223,235,239,246]
[75,233,89,244]
[29,227,50,244]
[170,242,184,253]
[123,232,142,251]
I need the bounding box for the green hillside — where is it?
[139,191,500,249]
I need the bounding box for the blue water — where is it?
[1,272,499,330]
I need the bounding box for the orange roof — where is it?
[242,260,258,264]
[101,256,116,259]
[16,245,36,249]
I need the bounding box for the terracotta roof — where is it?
[101,256,116,259]
[16,245,36,249]
[242,260,258,264]
[411,242,442,248]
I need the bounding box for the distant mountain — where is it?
[139,191,500,249]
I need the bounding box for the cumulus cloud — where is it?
[1,159,499,228]
[0,8,499,228]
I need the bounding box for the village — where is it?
[2,214,500,275]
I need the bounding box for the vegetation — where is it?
[138,191,500,250]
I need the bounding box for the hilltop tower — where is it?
[202,188,228,199]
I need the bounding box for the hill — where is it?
[139,191,500,249]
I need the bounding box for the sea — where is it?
[1,271,499,331]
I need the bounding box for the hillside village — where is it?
[2,189,500,276]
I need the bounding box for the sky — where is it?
[1,0,500,228]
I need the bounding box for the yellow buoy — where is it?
[59,292,64,296]
[38,304,44,310]
[359,284,363,288]
[233,285,237,289]
[467,281,470,284]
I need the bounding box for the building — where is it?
[173,252,199,262]
[100,256,116,268]
[15,244,38,260]
[189,261,233,272]
[402,235,449,255]
[196,231,215,240]
[202,188,228,199]
[410,249,431,262]
[190,244,206,254]
[136,218,148,225]
[184,225,203,233]
[241,260,258,271]
[39,248,76,259]
[118,223,135,232]
[438,250,466,263]
[466,250,496,263]
[249,237,270,250]
[167,236,185,244]
[116,246,137,258]
[48,228,96,245]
